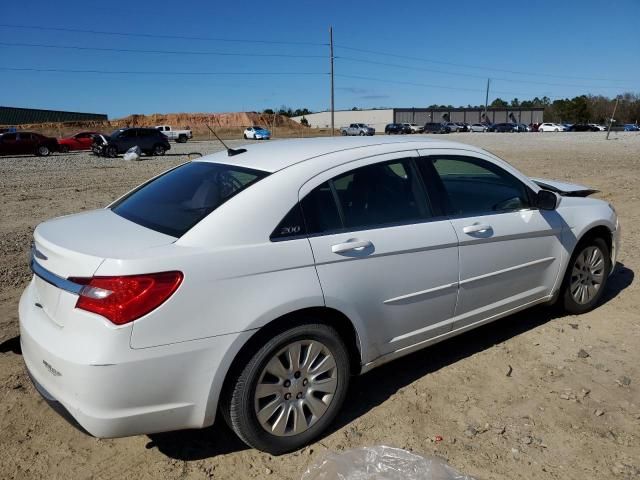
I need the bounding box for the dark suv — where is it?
[384,123,411,134]
[92,128,171,157]
[423,122,450,134]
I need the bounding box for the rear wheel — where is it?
[177,135,188,143]
[36,145,50,156]
[223,323,350,454]
[59,145,70,153]
[560,237,611,314]
[152,144,166,156]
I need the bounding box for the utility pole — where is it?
[484,78,490,123]
[329,26,335,136]
[606,96,619,140]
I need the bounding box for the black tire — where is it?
[341,131,347,136]
[105,145,117,158]
[243,134,248,139]
[359,131,365,136]
[223,323,350,455]
[176,135,188,143]
[36,145,50,157]
[59,145,70,153]
[152,144,166,156]
[560,236,611,314]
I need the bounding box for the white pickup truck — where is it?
[155,125,193,143]
[340,123,375,136]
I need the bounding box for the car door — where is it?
[17,133,37,154]
[75,133,92,150]
[300,152,460,362]
[416,150,564,330]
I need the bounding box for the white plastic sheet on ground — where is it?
[301,446,476,480]
[123,146,142,161]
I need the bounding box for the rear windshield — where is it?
[111,162,269,237]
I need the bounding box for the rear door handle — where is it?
[462,223,493,234]
[331,239,372,254]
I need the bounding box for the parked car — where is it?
[589,124,607,131]
[58,131,102,152]
[444,122,462,132]
[470,123,489,132]
[568,124,600,132]
[21,136,619,455]
[538,123,567,132]
[155,125,193,143]
[92,128,171,157]
[517,124,530,132]
[489,123,518,132]
[340,123,375,136]
[244,126,271,140]
[402,123,423,133]
[529,123,541,132]
[423,122,450,134]
[385,123,411,134]
[0,131,58,156]
[623,124,639,131]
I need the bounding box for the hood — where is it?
[531,178,598,197]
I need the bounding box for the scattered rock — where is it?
[569,323,579,329]
[264,468,272,475]
[521,436,533,445]
[594,409,605,417]
[506,365,513,377]
[577,349,590,358]
[616,376,631,387]
[511,447,520,459]
[493,425,506,435]
[580,388,591,398]
[560,393,571,400]
[464,426,478,438]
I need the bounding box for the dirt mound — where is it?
[9,112,306,139]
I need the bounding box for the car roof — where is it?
[196,136,486,173]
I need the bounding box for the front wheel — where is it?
[176,135,188,143]
[561,237,611,314]
[223,323,350,455]
[105,145,117,158]
[341,131,347,136]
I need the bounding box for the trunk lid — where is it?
[31,209,176,326]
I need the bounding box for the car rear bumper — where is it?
[19,279,247,438]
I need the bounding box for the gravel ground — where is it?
[0,132,638,479]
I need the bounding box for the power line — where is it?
[0,67,328,76]
[336,56,634,91]
[335,44,634,84]
[0,41,326,58]
[335,74,559,99]
[0,24,328,47]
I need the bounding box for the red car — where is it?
[0,132,59,157]
[58,131,101,152]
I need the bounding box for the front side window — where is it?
[112,162,269,237]
[425,156,530,216]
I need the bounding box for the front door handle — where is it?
[462,223,493,234]
[331,239,372,254]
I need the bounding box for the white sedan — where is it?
[243,126,271,140]
[538,122,567,132]
[20,137,620,454]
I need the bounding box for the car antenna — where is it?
[205,124,247,157]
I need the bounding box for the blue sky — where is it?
[1,0,638,118]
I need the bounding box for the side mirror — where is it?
[536,190,560,210]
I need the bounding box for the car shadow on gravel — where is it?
[149,263,632,461]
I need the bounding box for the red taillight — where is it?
[68,271,183,325]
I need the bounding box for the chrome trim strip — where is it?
[459,256,556,286]
[30,257,83,296]
[384,282,458,305]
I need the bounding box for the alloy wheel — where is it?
[254,340,338,437]
[570,246,605,304]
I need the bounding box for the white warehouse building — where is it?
[292,107,545,131]
[291,109,393,133]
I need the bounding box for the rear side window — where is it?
[300,182,342,235]
[112,162,269,237]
